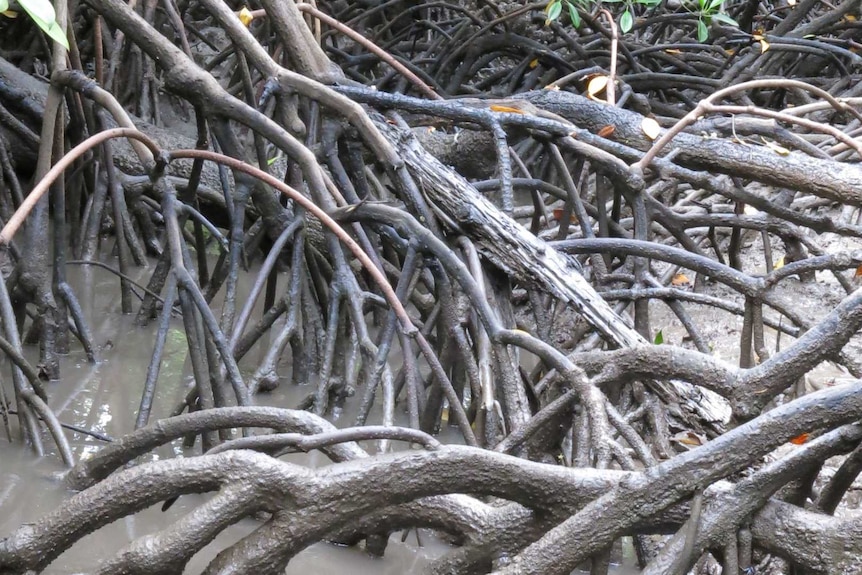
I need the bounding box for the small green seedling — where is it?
[694,0,738,41]
[545,0,738,40]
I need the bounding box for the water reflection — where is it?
[0,262,449,572]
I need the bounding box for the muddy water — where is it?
[0,264,450,573]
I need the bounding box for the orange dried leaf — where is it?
[489,104,525,114]
[790,433,809,445]
[597,125,616,138]
[671,273,690,286]
[552,208,578,224]
[855,265,862,277]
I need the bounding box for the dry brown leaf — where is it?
[671,430,706,448]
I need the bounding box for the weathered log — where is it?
[372,114,731,425]
[521,89,862,206]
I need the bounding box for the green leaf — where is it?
[711,12,738,26]
[17,0,69,48]
[547,0,562,22]
[17,0,54,27]
[620,9,633,33]
[567,1,580,27]
[0,0,8,13]
[697,18,708,41]
[654,330,664,345]
[707,0,725,11]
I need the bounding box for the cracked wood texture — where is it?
[374,115,731,425]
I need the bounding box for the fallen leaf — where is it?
[529,58,539,68]
[489,104,525,114]
[671,430,706,447]
[790,433,809,445]
[597,125,616,138]
[774,256,785,270]
[855,265,862,277]
[552,208,578,223]
[664,48,682,54]
[641,117,661,140]
[753,34,770,53]
[671,273,690,286]
[238,6,254,26]
[761,137,790,155]
[587,75,609,100]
